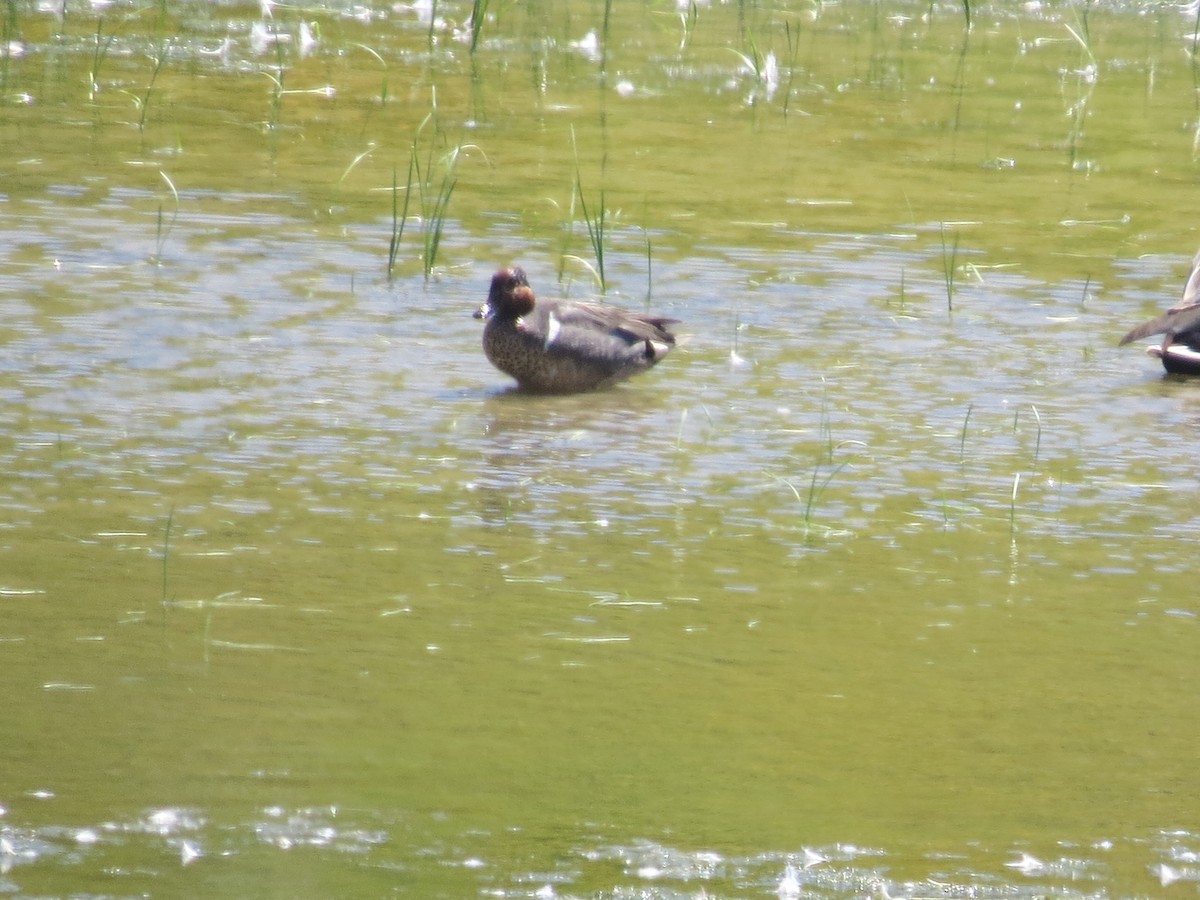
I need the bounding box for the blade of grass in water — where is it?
[88,16,117,102]
[152,170,179,265]
[469,0,490,54]
[1013,403,1042,465]
[352,43,389,104]
[571,127,607,291]
[959,403,973,467]
[160,505,174,605]
[1009,471,1021,537]
[137,37,173,132]
[940,222,959,312]
[386,101,480,279]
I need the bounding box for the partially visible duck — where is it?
[1120,248,1200,375]
[473,266,679,393]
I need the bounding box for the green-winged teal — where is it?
[1120,248,1200,375]
[473,266,679,392]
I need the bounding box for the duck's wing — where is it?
[1119,249,1200,345]
[552,301,678,345]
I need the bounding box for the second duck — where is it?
[1119,248,1200,375]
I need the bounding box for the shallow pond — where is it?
[3,0,1200,896]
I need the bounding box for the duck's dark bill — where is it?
[1149,343,1200,375]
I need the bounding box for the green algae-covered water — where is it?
[3,1,1200,896]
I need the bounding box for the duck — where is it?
[1120,248,1200,375]
[473,266,679,392]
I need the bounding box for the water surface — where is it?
[2,0,1200,896]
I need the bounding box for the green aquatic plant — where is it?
[149,0,170,34]
[424,166,458,276]
[939,222,960,311]
[352,43,389,104]
[337,144,376,193]
[677,0,699,52]
[152,170,179,265]
[469,0,489,53]
[1,0,20,95]
[571,128,608,291]
[735,27,764,79]
[1009,471,1021,537]
[262,43,287,132]
[599,0,613,75]
[553,188,577,283]
[160,505,174,605]
[643,223,653,299]
[959,402,973,466]
[414,136,460,280]
[802,461,845,532]
[88,16,117,101]
[386,163,410,279]
[780,452,852,540]
[1063,3,1097,169]
[1013,403,1042,465]
[385,106,481,279]
[1068,0,1093,53]
[945,21,972,142]
[782,19,804,118]
[781,396,865,540]
[386,157,417,280]
[729,26,778,103]
[576,178,606,291]
[728,307,748,368]
[136,36,172,132]
[426,0,438,52]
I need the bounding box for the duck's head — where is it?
[474,266,535,320]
